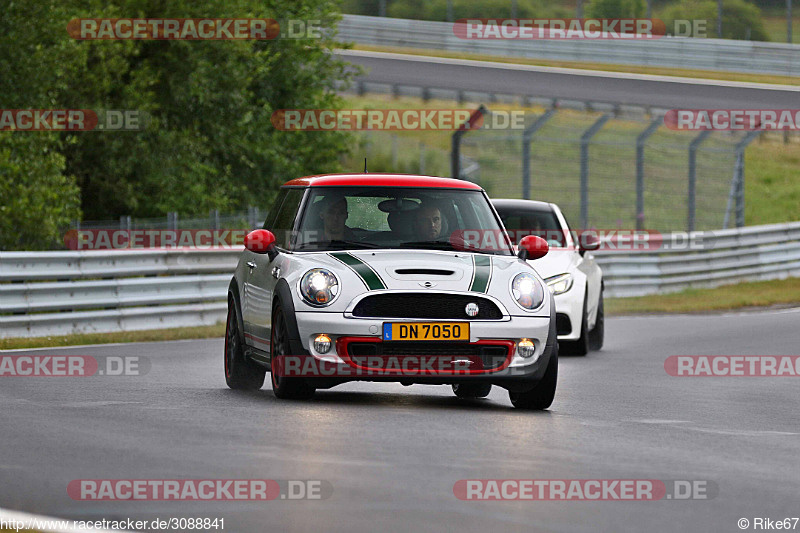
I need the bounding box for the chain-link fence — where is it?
[455,106,760,232]
[71,105,763,238]
[71,209,262,233]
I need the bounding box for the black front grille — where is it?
[352,293,503,320]
[347,341,510,370]
[556,313,572,335]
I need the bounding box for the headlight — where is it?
[545,273,573,295]
[510,273,545,310]
[300,269,340,307]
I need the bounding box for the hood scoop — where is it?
[394,268,454,276]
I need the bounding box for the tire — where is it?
[561,288,589,356]
[270,302,315,400]
[589,288,604,351]
[224,297,266,390]
[508,343,558,410]
[452,383,492,399]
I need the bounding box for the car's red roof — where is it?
[282,173,483,190]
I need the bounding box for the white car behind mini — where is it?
[493,199,604,355]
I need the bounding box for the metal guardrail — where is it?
[0,249,238,339]
[337,15,800,77]
[1,222,798,338]
[595,221,800,297]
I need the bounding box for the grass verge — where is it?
[350,44,800,86]
[0,323,225,351]
[606,277,800,315]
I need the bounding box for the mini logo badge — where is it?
[419,281,436,288]
[465,303,479,317]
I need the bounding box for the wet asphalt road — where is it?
[1,307,799,532]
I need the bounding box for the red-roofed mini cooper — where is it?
[224,174,558,409]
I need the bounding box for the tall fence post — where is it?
[635,118,661,230]
[247,206,257,229]
[724,130,761,229]
[521,109,557,200]
[120,215,131,231]
[451,105,488,179]
[580,114,611,229]
[687,130,712,232]
[167,212,178,231]
[735,131,761,227]
[419,142,426,174]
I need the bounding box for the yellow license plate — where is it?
[382,322,470,341]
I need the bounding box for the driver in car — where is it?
[414,203,443,241]
[318,195,356,242]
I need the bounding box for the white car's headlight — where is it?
[510,273,545,310]
[545,273,573,295]
[300,269,340,307]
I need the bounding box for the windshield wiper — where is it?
[295,240,381,251]
[400,241,510,255]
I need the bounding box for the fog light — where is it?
[518,339,535,358]
[314,334,332,354]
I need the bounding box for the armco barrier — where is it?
[595,222,800,297]
[0,248,238,339]
[336,15,800,77]
[1,222,798,338]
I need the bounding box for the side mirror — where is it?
[579,233,600,256]
[244,229,276,255]
[518,235,548,261]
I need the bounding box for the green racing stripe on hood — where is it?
[469,255,492,293]
[329,252,387,291]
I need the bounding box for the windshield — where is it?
[496,208,567,248]
[291,187,513,255]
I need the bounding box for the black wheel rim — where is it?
[271,311,285,388]
[225,305,237,378]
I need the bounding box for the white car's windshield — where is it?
[292,186,513,255]
[496,208,567,248]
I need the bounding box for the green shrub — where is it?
[585,0,647,18]
[659,0,769,40]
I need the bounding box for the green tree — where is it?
[0,1,84,250]
[0,0,354,249]
[586,0,647,18]
[660,0,769,39]
[0,135,81,250]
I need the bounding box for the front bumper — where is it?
[553,287,585,341]
[284,312,555,390]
